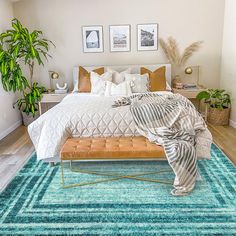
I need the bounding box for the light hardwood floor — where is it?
[0,126,34,192]
[208,123,236,165]
[0,124,235,192]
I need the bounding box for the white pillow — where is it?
[107,68,132,84]
[124,73,149,93]
[90,72,112,95]
[105,81,132,96]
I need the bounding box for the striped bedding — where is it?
[113,93,212,196]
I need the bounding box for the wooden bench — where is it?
[60,136,169,188]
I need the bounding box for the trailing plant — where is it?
[196,89,231,110]
[0,18,55,116]
[159,37,203,66]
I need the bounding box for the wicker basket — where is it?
[207,107,230,125]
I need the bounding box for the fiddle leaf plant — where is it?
[0,18,55,117]
[196,89,231,110]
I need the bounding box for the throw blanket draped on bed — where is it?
[114,93,212,196]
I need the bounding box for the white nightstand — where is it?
[172,87,205,99]
[39,93,69,115]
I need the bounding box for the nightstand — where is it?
[172,87,205,99]
[39,93,69,115]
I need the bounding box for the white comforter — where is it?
[28,93,141,161]
[28,92,212,161]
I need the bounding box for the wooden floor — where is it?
[208,123,236,165]
[0,126,34,192]
[0,124,235,192]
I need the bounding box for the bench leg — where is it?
[61,161,173,188]
[50,162,55,167]
[61,160,65,187]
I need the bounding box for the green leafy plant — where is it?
[14,82,47,115]
[0,18,55,117]
[197,89,231,110]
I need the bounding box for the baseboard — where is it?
[229,119,236,129]
[0,120,22,140]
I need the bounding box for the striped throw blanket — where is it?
[113,93,212,196]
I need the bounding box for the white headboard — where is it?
[73,64,171,86]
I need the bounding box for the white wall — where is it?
[0,0,22,140]
[221,0,236,127]
[13,0,225,90]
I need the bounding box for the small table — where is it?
[39,93,69,115]
[172,87,205,99]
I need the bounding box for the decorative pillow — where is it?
[78,66,104,92]
[124,73,149,93]
[140,66,166,91]
[105,81,132,96]
[90,72,112,95]
[107,68,132,84]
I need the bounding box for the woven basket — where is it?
[207,107,230,126]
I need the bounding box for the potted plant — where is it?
[15,82,47,126]
[197,89,231,125]
[0,18,54,125]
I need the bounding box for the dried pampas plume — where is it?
[159,37,203,66]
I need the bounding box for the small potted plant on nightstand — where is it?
[197,89,231,125]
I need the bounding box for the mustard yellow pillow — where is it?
[141,66,166,91]
[78,66,104,92]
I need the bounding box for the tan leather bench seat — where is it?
[60,136,165,160]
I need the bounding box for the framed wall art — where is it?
[82,25,104,53]
[109,25,131,52]
[137,23,158,51]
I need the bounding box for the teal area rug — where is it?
[0,144,236,235]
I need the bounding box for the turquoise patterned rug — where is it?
[0,144,235,235]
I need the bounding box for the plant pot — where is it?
[21,111,39,126]
[207,107,230,126]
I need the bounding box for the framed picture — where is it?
[109,25,131,52]
[137,23,158,51]
[82,25,103,53]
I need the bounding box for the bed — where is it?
[28,64,171,162]
[28,64,211,163]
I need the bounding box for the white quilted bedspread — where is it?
[28,93,140,161]
[28,92,212,162]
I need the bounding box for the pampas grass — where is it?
[159,37,203,66]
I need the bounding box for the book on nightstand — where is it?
[183,84,198,89]
[54,89,68,94]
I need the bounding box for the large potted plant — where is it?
[197,89,231,125]
[0,18,54,125]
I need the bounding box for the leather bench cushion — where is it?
[60,136,165,160]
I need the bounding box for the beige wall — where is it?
[221,0,236,127]
[0,0,21,140]
[13,0,225,90]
